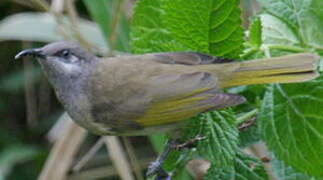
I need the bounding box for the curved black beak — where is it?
[15,48,45,60]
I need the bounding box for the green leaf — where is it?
[196,111,239,168]
[258,0,323,51]
[131,0,246,178]
[131,0,185,54]
[163,0,244,58]
[0,12,108,54]
[131,0,244,58]
[205,152,269,180]
[249,17,262,48]
[259,80,323,177]
[260,14,300,47]
[271,155,321,180]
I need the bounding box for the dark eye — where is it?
[61,50,70,58]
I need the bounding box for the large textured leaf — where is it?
[0,12,108,53]
[132,0,244,58]
[260,14,299,47]
[259,80,323,177]
[205,152,269,180]
[258,0,323,51]
[256,0,323,177]
[131,0,185,54]
[272,156,320,180]
[195,111,239,168]
[164,0,244,58]
[131,0,245,179]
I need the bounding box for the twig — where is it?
[67,157,154,180]
[72,137,105,172]
[238,117,257,131]
[23,42,38,127]
[104,136,135,180]
[38,114,87,180]
[236,109,258,125]
[122,137,145,180]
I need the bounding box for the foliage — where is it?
[0,0,322,179]
[132,0,323,179]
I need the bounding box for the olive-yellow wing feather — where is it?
[135,72,245,127]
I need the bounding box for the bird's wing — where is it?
[147,52,233,65]
[135,72,245,127]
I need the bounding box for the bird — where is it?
[15,41,319,178]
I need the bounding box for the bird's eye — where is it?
[61,50,70,58]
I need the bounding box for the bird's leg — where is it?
[146,135,206,179]
[146,139,176,178]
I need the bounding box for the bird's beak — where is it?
[15,48,45,60]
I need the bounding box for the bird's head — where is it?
[15,41,97,85]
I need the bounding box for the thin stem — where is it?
[241,47,259,59]
[38,116,87,180]
[104,136,135,180]
[72,137,105,172]
[236,109,259,125]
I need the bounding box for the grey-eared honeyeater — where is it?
[15,41,320,178]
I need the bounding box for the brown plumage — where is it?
[15,41,320,136]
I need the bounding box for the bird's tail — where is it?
[204,53,320,88]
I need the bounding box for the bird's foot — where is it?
[146,135,206,179]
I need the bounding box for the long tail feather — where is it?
[203,53,320,88]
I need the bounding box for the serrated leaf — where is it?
[205,152,269,180]
[0,13,108,54]
[131,0,185,54]
[249,17,262,48]
[131,0,245,179]
[131,0,244,58]
[259,80,323,177]
[196,111,239,168]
